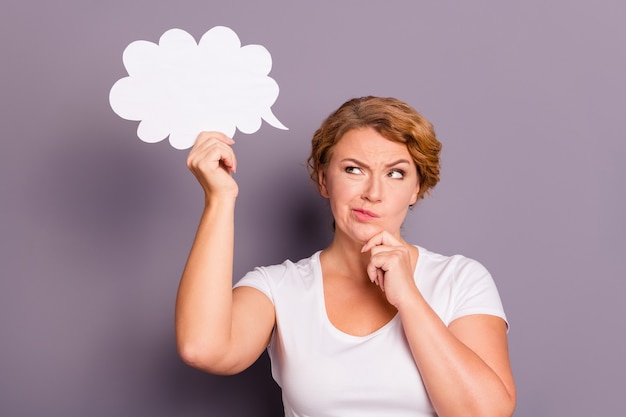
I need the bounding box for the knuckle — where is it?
[186,155,196,169]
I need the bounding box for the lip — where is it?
[353,208,379,221]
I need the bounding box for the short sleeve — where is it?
[449,257,508,327]
[233,267,275,304]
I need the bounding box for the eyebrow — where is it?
[340,158,412,169]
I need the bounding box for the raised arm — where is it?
[175,132,275,375]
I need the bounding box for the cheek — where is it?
[394,186,419,210]
[325,176,353,199]
[326,184,350,206]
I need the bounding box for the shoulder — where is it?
[416,246,490,280]
[234,251,321,298]
[415,246,507,325]
[251,251,320,282]
[414,246,499,303]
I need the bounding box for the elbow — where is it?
[176,339,239,376]
[502,391,517,417]
[484,377,516,417]
[467,402,516,417]
[453,389,516,417]
[482,393,516,417]
[177,341,207,369]
[498,382,517,417]
[175,318,234,374]
[486,391,516,417]
[495,403,516,417]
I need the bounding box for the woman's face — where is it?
[318,127,420,245]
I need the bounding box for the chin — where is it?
[347,226,384,244]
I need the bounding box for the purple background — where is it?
[2,1,625,416]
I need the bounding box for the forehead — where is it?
[330,127,411,162]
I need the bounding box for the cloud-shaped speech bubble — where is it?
[110,26,287,150]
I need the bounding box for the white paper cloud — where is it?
[110,26,287,149]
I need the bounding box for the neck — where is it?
[321,230,385,282]
[323,241,369,276]
[321,229,417,284]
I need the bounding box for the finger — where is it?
[366,252,390,289]
[187,145,230,173]
[190,133,235,160]
[219,157,237,174]
[369,244,395,258]
[376,268,385,291]
[216,147,237,173]
[361,232,385,253]
[188,139,237,173]
[361,231,402,253]
[366,261,380,284]
[189,133,236,167]
[194,131,235,147]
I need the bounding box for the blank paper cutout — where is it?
[110,26,287,149]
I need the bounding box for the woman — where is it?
[176,96,516,417]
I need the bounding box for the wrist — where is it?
[204,193,237,211]
[204,188,238,204]
[394,285,424,312]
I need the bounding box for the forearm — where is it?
[398,291,515,417]
[175,197,237,367]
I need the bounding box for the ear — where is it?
[409,184,420,206]
[318,169,329,198]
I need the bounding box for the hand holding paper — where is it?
[110,26,287,150]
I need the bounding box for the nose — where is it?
[362,175,383,202]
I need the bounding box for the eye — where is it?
[345,166,363,175]
[388,169,405,179]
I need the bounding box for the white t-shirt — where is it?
[234,246,507,417]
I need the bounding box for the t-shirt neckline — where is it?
[313,246,423,341]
